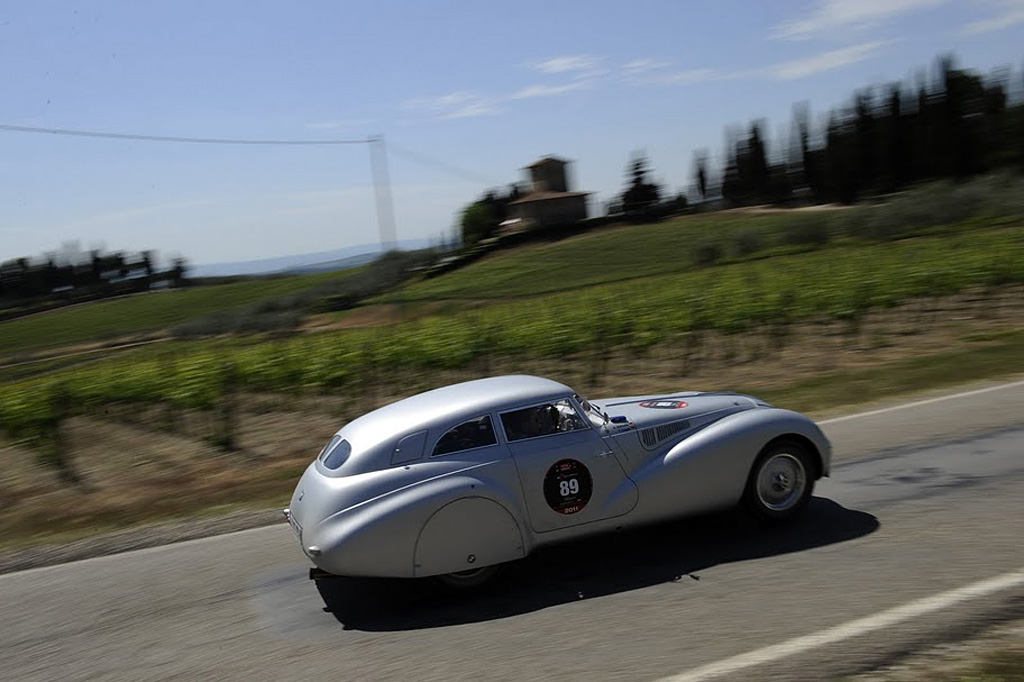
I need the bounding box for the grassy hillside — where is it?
[381,216,1001,303]
[0,269,357,358]
[379,213,798,301]
[384,177,1024,303]
[3,223,1022,446]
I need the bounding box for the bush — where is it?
[838,174,1024,241]
[171,308,301,337]
[779,214,829,247]
[693,242,723,266]
[461,202,498,246]
[732,229,765,256]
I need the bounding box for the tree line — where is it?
[458,52,1024,243]
[702,54,1023,207]
[0,249,188,307]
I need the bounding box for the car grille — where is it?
[639,419,691,449]
[286,512,303,545]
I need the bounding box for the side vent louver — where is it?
[639,420,691,450]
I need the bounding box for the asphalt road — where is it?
[2,381,1023,682]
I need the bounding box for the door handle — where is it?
[597,451,614,458]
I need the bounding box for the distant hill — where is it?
[190,239,433,277]
[279,251,381,275]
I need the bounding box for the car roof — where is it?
[338,375,572,450]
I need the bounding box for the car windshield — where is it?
[574,393,606,427]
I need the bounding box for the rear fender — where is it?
[413,497,525,577]
[313,464,525,577]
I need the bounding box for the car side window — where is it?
[432,415,498,456]
[501,399,588,442]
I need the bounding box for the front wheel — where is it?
[742,441,815,524]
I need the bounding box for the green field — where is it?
[379,210,999,303]
[0,269,357,358]
[381,213,809,301]
[3,224,1022,444]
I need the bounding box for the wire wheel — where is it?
[743,441,815,523]
[755,453,807,512]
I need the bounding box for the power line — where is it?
[0,123,492,182]
[0,123,370,145]
[387,141,494,184]
[0,122,493,250]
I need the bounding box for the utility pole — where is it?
[369,134,397,251]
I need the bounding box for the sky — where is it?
[1,0,1022,267]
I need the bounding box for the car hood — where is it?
[595,391,765,432]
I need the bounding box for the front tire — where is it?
[742,440,814,524]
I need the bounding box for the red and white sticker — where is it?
[639,400,688,409]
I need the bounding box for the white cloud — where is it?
[771,0,945,40]
[531,55,598,74]
[408,91,477,109]
[629,41,894,88]
[621,58,671,75]
[442,101,500,119]
[405,91,499,119]
[510,80,592,99]
[639,68,735,86]
[409,70,600,119]
[770,40,894,80]
[407,54,613,120]
[305,118,375,131]
[964,0,1024,33]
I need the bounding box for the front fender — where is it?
[628,408,831,523]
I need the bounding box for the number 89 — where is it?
[559,478,579,497]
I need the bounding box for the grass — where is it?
[4,176,1024,553]
[2,225,1022,445]
[0,486,297,553]
[379,212,1004,304]
[969,650,1024,682]
[0,269,357,358]
[4,325,1024,552]
[854,644,1024,682]
[380,213,822,301]
[751,329,1024,414]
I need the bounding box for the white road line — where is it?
[819,378,1024,425]
[657,568,1024,682]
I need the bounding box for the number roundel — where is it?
[543,459,593,515]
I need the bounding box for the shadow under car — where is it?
[315,496,879,631]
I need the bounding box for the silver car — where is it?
[285,375,831,586]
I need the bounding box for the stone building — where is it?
[506,156,590,229]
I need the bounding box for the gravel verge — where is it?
[0,508,284,575]
[850,617,1024,681]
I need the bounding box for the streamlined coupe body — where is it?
[285,375,831,585]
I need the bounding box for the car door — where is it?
[501,397,638,533]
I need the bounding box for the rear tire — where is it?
[435,564,500,589]
[742,440,815,524]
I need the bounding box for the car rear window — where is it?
[319,436,351,470]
